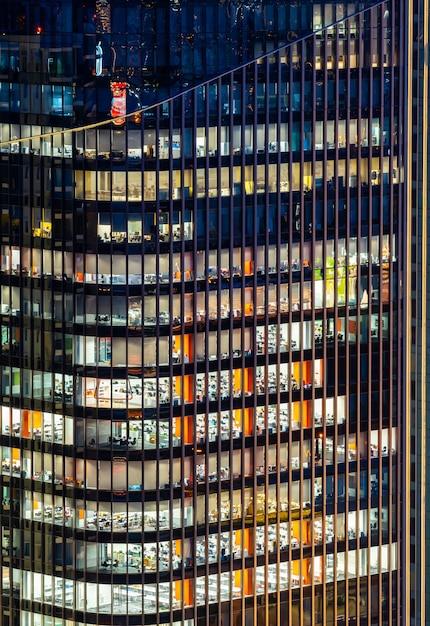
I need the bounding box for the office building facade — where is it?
[0,1,404,625]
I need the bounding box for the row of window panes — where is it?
[0,124,72,156]
[4,546,397,614]
[179,62,394,117]
[72,362,324,409]
[0,270,393,324]
[0,84,72,116]
[2,459,394,532]
[0,395,349,446]
[0,397,347,441]
[17,196,395,242]
[4,460,393,522]
[1,513,394,575]
[73,156,400,202]
[9,490,392,544]
[2,63,398,123]
[19,615,186,626]
[1,427,397,486]
[72,117,394,161]
[1,438,395,494]
[0,105,390,159]
[4,402,393,454]
[0,43,73,75]
[86,49,392,118]
[20,616,188,626]
[0,361,322,408]
[69,313,391,368]
[1,235,396,280]
[1,351,397,407]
